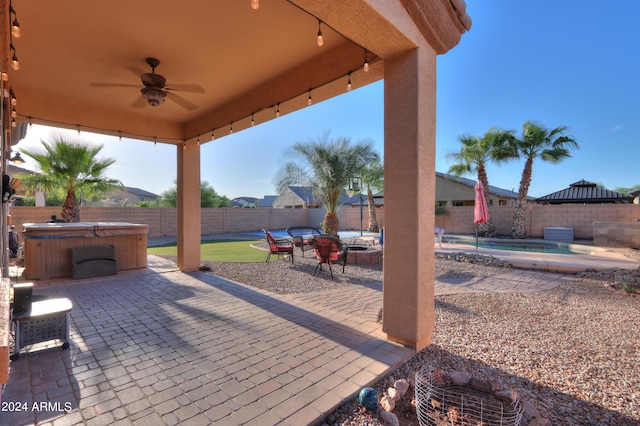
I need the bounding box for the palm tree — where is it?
[509,121,579,238]
[446,129,513,237]
[19,131,122,222]
[273,133,379,236]
[359,159,384,232]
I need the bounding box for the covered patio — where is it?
[0,0,471,404]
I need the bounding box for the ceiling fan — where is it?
[90,57,205,110]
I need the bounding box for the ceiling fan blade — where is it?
[167,92,198,110]
[90,82,139,88]
[165,84,205,94]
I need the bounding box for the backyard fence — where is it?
[7,204,640,246]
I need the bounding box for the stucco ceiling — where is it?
[4,0,388,145]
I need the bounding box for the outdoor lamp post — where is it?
[348,176,364,236]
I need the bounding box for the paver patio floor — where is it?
[0,253,581,425]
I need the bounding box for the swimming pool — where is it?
[447,236,595,255]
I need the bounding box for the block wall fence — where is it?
[7,204,640,246]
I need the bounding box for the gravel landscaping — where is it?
[159,242,640,425]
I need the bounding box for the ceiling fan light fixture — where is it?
[141,87,167,107]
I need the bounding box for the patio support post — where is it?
[177,143,202,272]
[382,44,437,351]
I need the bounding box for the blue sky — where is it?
[14,1,639,199]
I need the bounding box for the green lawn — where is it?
[147,240,266,262]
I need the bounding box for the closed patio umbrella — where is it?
[474,180,490,248]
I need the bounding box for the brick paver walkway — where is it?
[0,257,573,426]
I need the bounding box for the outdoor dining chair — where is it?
[311,234,348,278]
[286,226,322,257]
[263,229,294,264]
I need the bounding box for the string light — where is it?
[251,114,255,127]
[10,5,21,38]
[363,49,370,72]
[11,118,17,128]
[251,0,259,10]
[77,124,81,136]
[11,108,17,118]
[154,137,157,146]
[210,130,215,140]
[28,116,32,128]
[10,44,19,70]
[316,19,324,46]
[10,89,17,106]
[307,90,312,106]
[196,135,200,145]
[275,103,280,118]
[229,122,234,134]
[1,72,8,82]
[347,72,352,91]
[118,131,123,142]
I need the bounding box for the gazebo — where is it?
[536,180,634,204]
[0,1,470,352]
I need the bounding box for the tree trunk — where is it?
[323,212,340,236]
[61,189,79,222]
[477,165,496,237]
[511,157,533,238]
[366,189,379,232]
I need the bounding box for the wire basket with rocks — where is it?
[415,366,524,426]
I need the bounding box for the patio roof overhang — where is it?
[1,0,469,147]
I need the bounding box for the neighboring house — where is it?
[272,186,361,208]
[231,197,258,208]
[256,195,277,207]
[106,187,159,206]
[435,172,527,207]
[536,180,635,204]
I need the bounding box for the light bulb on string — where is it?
[28,117,32,129]
[77,125,81,136]
[347,73,352,91]
[251,0,259,10]
[229,123,234,134]
[307,90,312,106]
[11,108,17,118]
[11,118,17,128]
[251,114,255,127]
[1,72,8,82]
[10,6,20,38]
[10,44,19,71]
[210,130,215,140]
[275,103,280,118]
[316,20,324,46]
[118,131,123,142]
[363,49,370,72]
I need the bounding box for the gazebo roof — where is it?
[536,179,634,204]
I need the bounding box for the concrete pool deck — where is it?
[436,242,640,273]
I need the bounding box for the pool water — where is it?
[462,241,580,255]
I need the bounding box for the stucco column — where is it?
[383,45,437,351]
[177,143,202,272]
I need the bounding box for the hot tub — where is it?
[22,222,148,280]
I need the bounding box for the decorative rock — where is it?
[469,377,492,393]
[495,389,519,403]
[387,387,400,402]
[378,410,400,426]
[380,395,395,412]
[393,378,409,397]
[358,387,378,411]
[528,416,551,426]
[449,371,471,386]
[521,399,539,419]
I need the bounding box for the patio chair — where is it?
[286,225,322,257]
[311,234,349,278]
[263,229,294,264]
